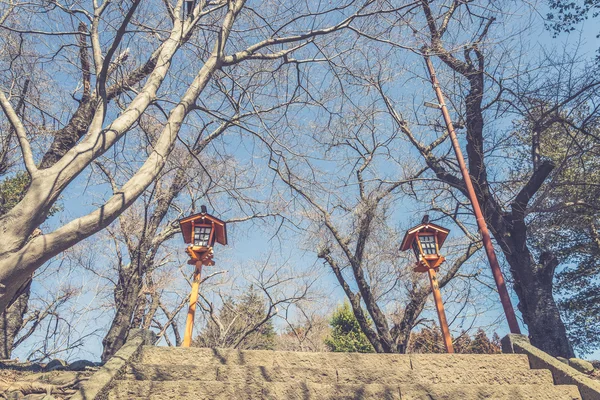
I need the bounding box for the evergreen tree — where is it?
[325,302,374,353]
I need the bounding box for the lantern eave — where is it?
[178,211,228,246]
[400,221,450,251]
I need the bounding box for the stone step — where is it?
[139,346,531,371]
[107,380,582,400]
[123,364,554,385]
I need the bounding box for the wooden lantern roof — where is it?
[178,207,227,246]
[400,216,450,252]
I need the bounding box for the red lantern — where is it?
[400,215,450,272]
[400,215,454,353]
[178,205,227,347]
[178,205,227,266]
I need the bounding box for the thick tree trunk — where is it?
[487,208,573,356]
[0,279,31,359]
[470,159,574,357]
[520,276,573,357]
[502,242,574,357]
[101,268,142,362]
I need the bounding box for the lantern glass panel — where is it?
[194,226,212,247]
[419,234,437,255]
[411,241,421,260]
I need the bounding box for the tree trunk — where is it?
[520,276,573,357]
[394,297,426,353]
[101,267,142,362]
[471,166,574,357]
[503,243,574,357]
[131,295,146,330]
[0,279,31,359]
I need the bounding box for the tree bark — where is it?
[497,224,574,357]
[101,264,142,362]
[394,291,427,353]
[0,279,30,359]
[518,266,573,357]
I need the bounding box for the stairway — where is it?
[106,346,582,399]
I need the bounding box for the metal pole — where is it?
[182,261,203,347]
[427,268,454,353]
[423,54,521,334]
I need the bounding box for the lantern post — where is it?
[422,51,521,334]
[184,260,203,348]
[178,205,227,347]
[400,216,454,353]
[427,267,453,353]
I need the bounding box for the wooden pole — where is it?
[423,54,521,334]
[182,261,202,347]
[427,268,454,353]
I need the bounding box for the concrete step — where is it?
[139,346,531,371]
[107,380,582,400]
[123,364,554,385]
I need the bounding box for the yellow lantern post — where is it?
[400,215,454,353]
[178,205,227,347]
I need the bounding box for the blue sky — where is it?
[9,1,600,362]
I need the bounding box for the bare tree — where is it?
[0,0,394,313]
[96,117,235,360]
[3,0,593,361]
[277,308,332,353]
[3,248,105,363]
[260,97,482,352]
[192,257,316,350]
[357,0,600,356]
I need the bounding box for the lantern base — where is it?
[413,256,445,273]
[186,246,215,266]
